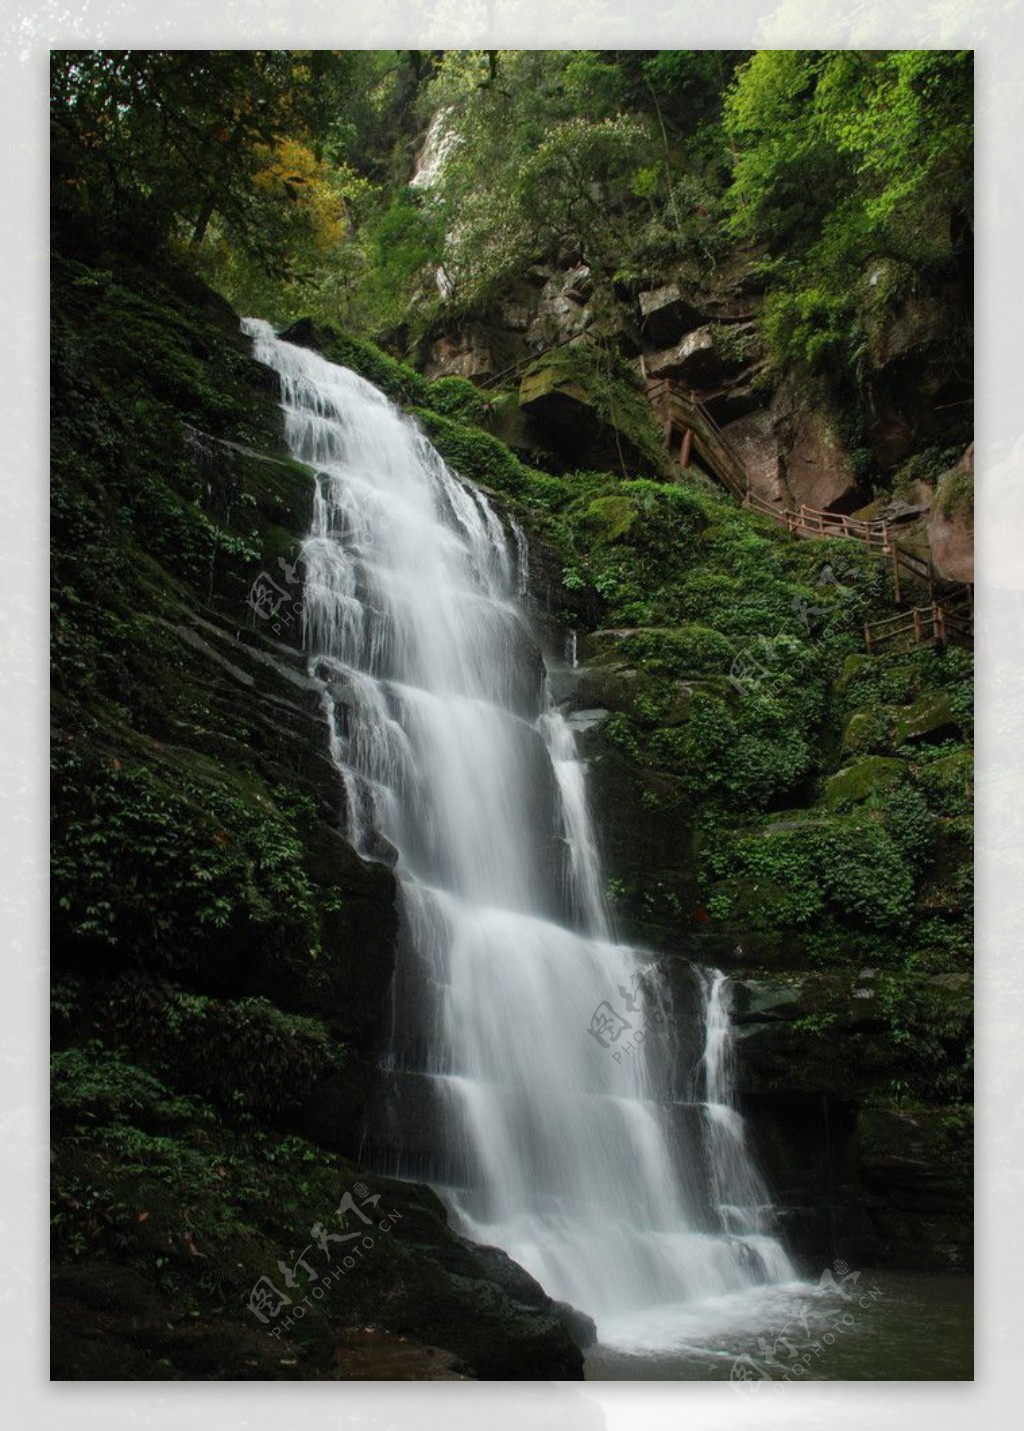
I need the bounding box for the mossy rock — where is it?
[842,705,896,755]
[917,748,973,817]
[573,662,654,717]
[837,653,875,691]
[893,690,960,746]
[519,348,668,478]
[824,756,907,809]
[581,493,636,544]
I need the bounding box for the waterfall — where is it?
[243,319,794,1343]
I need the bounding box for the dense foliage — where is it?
[52,49,971,401]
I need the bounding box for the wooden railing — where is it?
[864,593,973,655]
[742,489,891,554]
[889,543,933,604]
[645,376,749,499]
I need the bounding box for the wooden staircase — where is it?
[864,589,973,655]
[644,376,749,499]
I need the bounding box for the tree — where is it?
[722,50,972,385]
[50,50,357,272]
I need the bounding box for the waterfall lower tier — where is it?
[244,317,795,1342]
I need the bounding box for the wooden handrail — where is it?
[864,599,973,654]
[645,376,749,499]
[742,490,891,554]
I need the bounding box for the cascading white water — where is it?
[243,319,794,1342]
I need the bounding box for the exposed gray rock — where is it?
[638,283,702,346]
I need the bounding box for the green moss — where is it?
[52,741,323,965]
[934,469,974,520]
[917,749,973,817]
[707,811,917,934]
[582,494,637,543]
[843,705,895,755]
[429,375,491,424]
[99,981,346,1115]
[893,690,960,746]
[892,444,963,496]
[824,756,907,809]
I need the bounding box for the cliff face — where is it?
[417,239,972,582]
[50,237,585,1380]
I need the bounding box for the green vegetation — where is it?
[49,45,973,1369]
[724,51,972,395]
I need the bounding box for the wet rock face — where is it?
[728,971,972,1270]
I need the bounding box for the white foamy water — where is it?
[243,318,796,1342]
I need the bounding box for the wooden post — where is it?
[864,622,873,655]
[912,608,922,646]
[680,427,693,468]
[892,548,902,606]
[935,605,946,646]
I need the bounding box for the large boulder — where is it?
[638,283,703,346]
[721,409,786,504]
[647,322,757,388]
[777,400,862,512]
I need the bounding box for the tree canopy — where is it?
[51,47,972,401]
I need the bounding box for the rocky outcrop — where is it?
[928,447,974,584]
[720,409,785,503]
[638,283,703,346]
[422,325,500,382]
[729,970,972,1270]
[518,348,667,477]
[772,384,862,512]
[647,321,759,388]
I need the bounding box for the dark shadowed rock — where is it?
[638,283,703,346]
